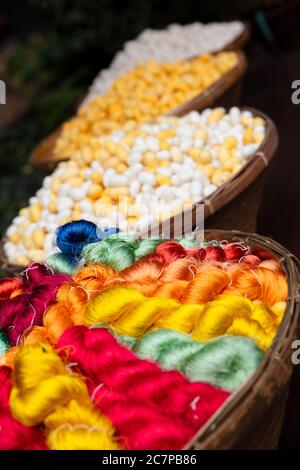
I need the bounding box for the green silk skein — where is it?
[46,252,79,275]
[118,329,264,391]
[184,335,263,391]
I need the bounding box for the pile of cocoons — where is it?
[84,21,244,104]
[54,51,238,160]
[4,107,266,266]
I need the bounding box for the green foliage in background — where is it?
[1,0,229,172]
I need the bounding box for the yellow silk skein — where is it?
[191,295,278,350]
[84,287,284,351]
[9,343,120,450]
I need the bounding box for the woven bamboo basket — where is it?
[1,229,299,450]
[30,50,247,172]
[0,107,277,277]
[183,229,300,450]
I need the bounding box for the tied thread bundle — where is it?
[80,236,256,270]
[3,335,228,451]
[94,256,286,308]
[46,220,260,275]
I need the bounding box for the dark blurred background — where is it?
[0,0,300,448]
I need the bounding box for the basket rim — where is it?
[223,21,250,52]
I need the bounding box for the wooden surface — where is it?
[29,127,62,174]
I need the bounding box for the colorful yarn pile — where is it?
[0,222,288,450]
[56,325,229,449]
[45,220,258,274]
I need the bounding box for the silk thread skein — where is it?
[76,257,287,307]
[0,263,71,345]
[84,286,282,350]
[18,260,286,350]
[52,220,120,267]
[0,366,47,450]
[184,335,264,390]
[56,325,229,431]
[46,252,80,275]
[55,220,102,259]
[0,277,23,303]
[9,343,120,450]
[144,240,258,264]
[82,233,163,271]
[89,385,194,449]
[50,221,261,274]
[124,329,263,391]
